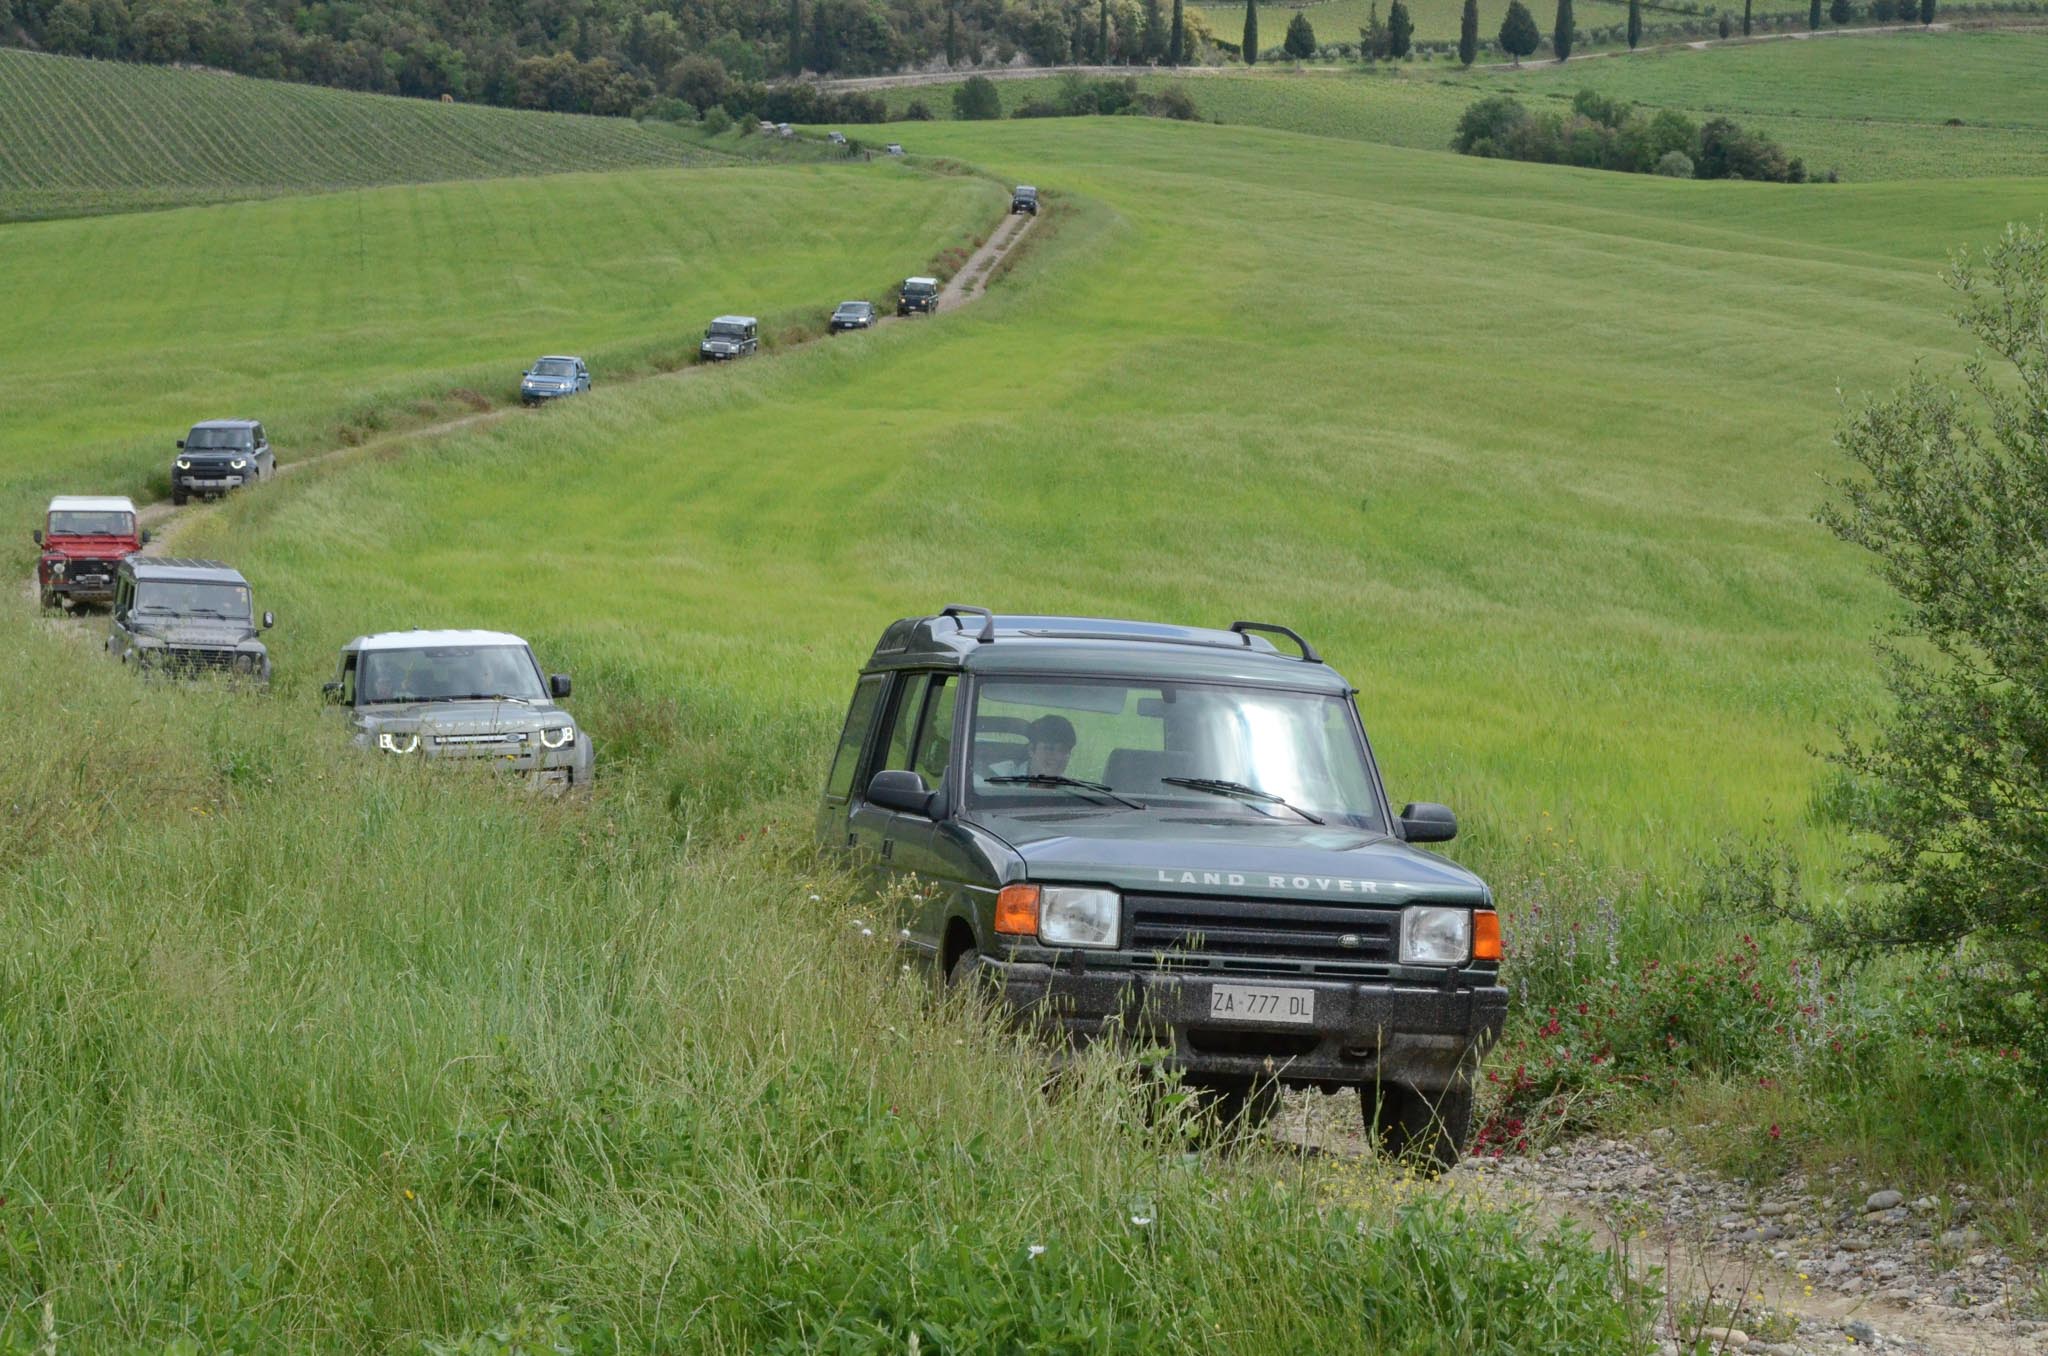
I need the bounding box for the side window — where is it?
[878,674,929,773]
[252,425,265,447]
[825,676,885,800]
[340,653,358,705]
[912,677,956,790]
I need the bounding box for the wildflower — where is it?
[404,1188,415,1200]
[1769,1124,1782,1140]
[1027,1244,1046,1259]
[1129,1213,1153,1227]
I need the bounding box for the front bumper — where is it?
[174,472,247,493]
[44,575,114,601]
[363,738,596,790]
[981,957,1506,1091]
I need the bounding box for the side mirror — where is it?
[321,681,343,705]
[1398,802,1458,844]
[31,530,42,546]
[140,530,153,544]
[549,673,572,699]
[867,769,935,817]
[262,611,275,630]
[176,439,185,449]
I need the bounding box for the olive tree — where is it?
[1819,223,2048,1083]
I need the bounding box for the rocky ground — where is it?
[1272,1092,2045,1355]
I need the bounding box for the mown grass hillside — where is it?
[0,48,715,221]
[0,160,1001,527]
[879,29,2048,180]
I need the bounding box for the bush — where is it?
[1283,10,1317,57]
[1653,149,1694,176]
[1140,83,1199,119]
[1012,97,1061,118]
[1451,93,1531,157]
[701,105,733,135]
[900,98,934,121]
[1695,115,1801,181]
[952,74,1002,120]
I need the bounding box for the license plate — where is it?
[1209,984,1315,1025]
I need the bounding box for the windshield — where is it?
[134,580,251,619]
[835,303,868,314]
[902,282,936,296]
[532,359,576,377]
[357,645,547,705]
[967,677,1386,830]
[708,323,748,338]
[48,511,134,536]
[184,428,252,450]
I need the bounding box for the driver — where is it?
[990,715,1077,778]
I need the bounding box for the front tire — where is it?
[1192,1077,1280,1144]
[38,587,57,610]
[172,490,187,506]
[1362,1081,1472,1176]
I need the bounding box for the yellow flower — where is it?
[404,1188,415,1201]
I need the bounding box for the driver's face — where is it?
[1027,740,1073,776]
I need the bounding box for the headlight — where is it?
[230,458,247,469]
[233,653,255,674]
[1399,907,1473,966]
[377,731,420,754]
[539,725,575,749]
[50,559,66,576]
[1037,886,1121,949]
[176,458,191,469]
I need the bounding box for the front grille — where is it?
[433,732,526,746]
[163,646,235,673]
[60,558,112,580]
[1125,893,1401,965]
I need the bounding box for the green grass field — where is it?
[0,48,717,221]
[0,162,1000,530]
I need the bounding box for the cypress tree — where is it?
[1459,0,1479,65]
[1742,0,1752,33]
[1099,0,1110,60]
[1142,0,1165,59]
[786,0,803,73]
[1498,0,1539,63]
[1388,0,1414,55]
[1628,0,1642,46]
[1171,0,1185,63]
[1808,0,1821,28]
[1283,9,1317,56]
[1243,0,1258,63]
[946,4,958,65]
[1919,0,1935,22]
[1829,0,1850,24]
[1552,0,1573,61]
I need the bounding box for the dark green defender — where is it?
[817,608,1505,1167]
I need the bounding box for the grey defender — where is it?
[108,557,273,684]
[699,316,759,361]
[896,277,939,317]
[818,609,1504,1167]
[520,355,591,404]
[1011,185,1038,215]
[174,420,274,506]
[324,629,594,790]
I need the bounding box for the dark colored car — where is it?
[521,355,591,404]
[896,277,940,317]
[34,495,148,609]
[1011,185,1038,215]
[173,420,274,506]
[817,609,1504,1168]
[831,301,878,332]
[108,556,273,684]
[699,316,760,361]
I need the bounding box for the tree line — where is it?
[1453,87,1816,180]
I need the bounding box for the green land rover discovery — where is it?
[817,608,1506,1167]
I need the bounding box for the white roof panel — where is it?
[711,315,757,326]
[352,629,532,653]
[49,495,138,513]
[904,276,939,287]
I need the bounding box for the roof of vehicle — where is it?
[1014,185,1037,194]
[187,419,261,430]
[344,629,533,653]
[902,276,939,287]
[835,300,873,309]
[535,354,583,363]
[863,612,1351,692]
[47,495,138,514]
[710,315,757,326]
[121,556,248,583]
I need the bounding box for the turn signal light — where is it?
[1473,909,1503,962]
[994,884,1040,936]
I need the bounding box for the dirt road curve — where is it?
[86,207,1033,553]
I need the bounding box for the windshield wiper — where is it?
[987,774,1145,811]
[1160,777,1325,825]
[455,693,537,704]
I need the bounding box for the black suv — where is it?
[174,420,274,506]
[108,556,274,684]
[816,608,1504,1167]
[1011,185,1038,215]
[896,277,939,317]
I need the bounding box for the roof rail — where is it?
[940,604,995,644]
[1230,620,1322,664]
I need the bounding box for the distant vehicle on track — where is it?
[817,607,1503,1168]
[827,130,847,145]
[324,629,593,791]
[34,495,148,610]
[108,556,273,685]
[896,276,940,317]
[1011,185,1038,215]
[173,419,274,506]
[830,301,878,332]
[884,142,905,156]
[520,356,591,404]
[699,315,759,361]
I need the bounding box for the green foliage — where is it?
[1829,0,1851,21]
[1628,0,1643,46]
[1921,0,1936,21]
[1242,0,1259,61]
[1653,148,1694,175]
[1809,0,1822,26]
[1454,87,1804,180]
[1284,9,1319,56]
[953,74,1004,119]
[1171,0,1186,62]
[1818,222,2048,1087]
[1553,0,1575,62]
[1498,0,1541,62]
[1389,0,1416,56]
[1460,0,1481,63]
[1695,115,1805,180]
